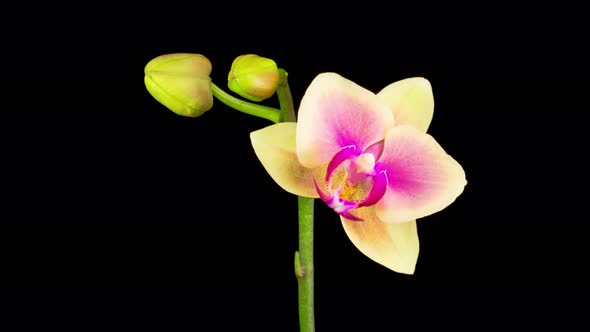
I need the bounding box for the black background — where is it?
[2,4,589,331]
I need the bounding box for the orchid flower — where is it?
[250,73,466,274]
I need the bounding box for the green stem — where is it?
[295,196,315,332]
[210,82,281,123]
[276,70,315,332]
[276,69,296,122]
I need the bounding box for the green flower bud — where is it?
[227,54,280,102]
[144,53,213,117]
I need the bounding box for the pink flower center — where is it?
[314,145,388,221]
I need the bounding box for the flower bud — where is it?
[227,54,279,102]
[144,53,213,117]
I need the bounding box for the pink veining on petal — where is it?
[328,96,379,148]
[375,125,467,223]
[296,73,395,168]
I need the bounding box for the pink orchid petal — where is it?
[375,125,467,223]
[377,77,434,133]
[296,73,395,168]
[250,123,319,198]
[341,206,419,274]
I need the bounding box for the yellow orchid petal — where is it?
[377,77,434,132]
[250,122,319,198]
[341,206,419,274]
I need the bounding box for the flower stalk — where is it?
[276,68,315,331]
[210,82,281,123]
[277,69,296,122]
[295,196,315,332]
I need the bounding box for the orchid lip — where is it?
[339,211,363,222]
[315,141,392,222]
[325,145,359,183]
[314,180,361,220]
[357,170,388,207]
[314,171,388,222]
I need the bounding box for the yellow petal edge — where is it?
[341,207,419,274]
[377,77,434,133]
[250,123,319,198]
